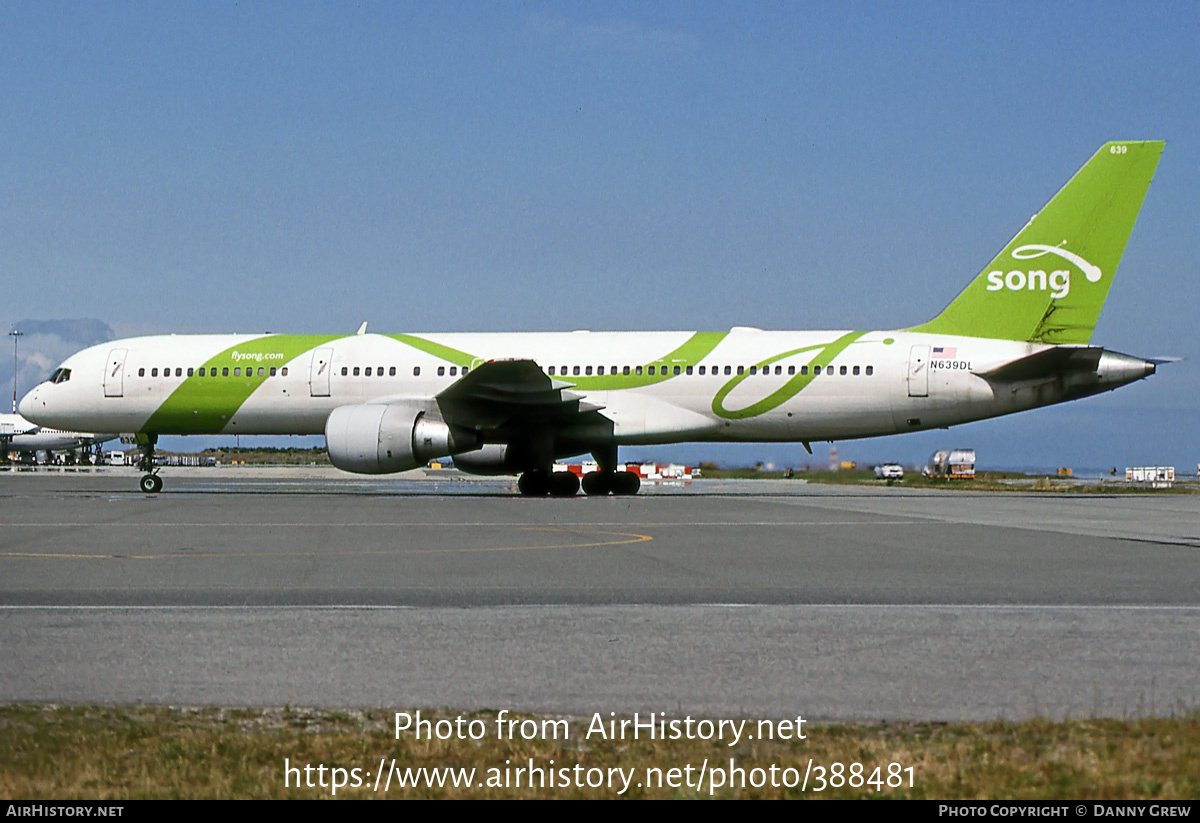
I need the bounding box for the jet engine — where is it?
[452,444,518,475]
[324,404,480,474]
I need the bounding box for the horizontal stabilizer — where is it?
[975,347,1103,382]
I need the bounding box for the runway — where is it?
[2,467,1199,720]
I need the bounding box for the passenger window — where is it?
[573,366,580,376]
[174,368,182,377]
[413,366,421,376]
[686,366,693,375]
[623,366,630,375]
[353,367,360,376]
[450,367,457,376]
[199,368,206,377]
[815,365,822,375]
[235,367,242,376]
[341,367,348,376]
[853,365,860,375]
[139,368,146,377]
[699,366,706,375]
[801,365,808,375]
[222,367,229,376]
[648,366,655,375]
[674,366,681,375]
[389,367,396,376]
[775,365,782,375]
[462,367,469,375]
[548,366,556,375]
[151,368,158,377]
[635,366,643,375]
[585,366,592,375]
[187,368,194,377]
[437,366,445,376]
[258,367,265,376]
[281,367,288,377]
[270,367,277,376]
[840,365,847,375]
[788,366,795,375]
[724,366,732,375]
[597,366,604,375]
[866,365,874,375]
[610,366,617,374]
[737,366,744,375]
[365,367,372,376]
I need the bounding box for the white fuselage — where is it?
[18,328,1126,450]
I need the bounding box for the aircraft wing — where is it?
[435,359,605,432]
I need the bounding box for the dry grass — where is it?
[3,706,1199,799]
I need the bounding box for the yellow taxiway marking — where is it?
[0,527,653,560]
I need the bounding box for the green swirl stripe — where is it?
[711,331,867,419]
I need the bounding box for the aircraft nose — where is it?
[18,387,39,418]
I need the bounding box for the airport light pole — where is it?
[9,329,21,413]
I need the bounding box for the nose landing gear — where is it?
[136,434,162,493]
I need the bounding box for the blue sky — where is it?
[3,1,1198,471]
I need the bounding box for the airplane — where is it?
[0,411,117,463]
[19,140,1165,496]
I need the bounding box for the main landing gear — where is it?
[516,469,640,497]
[136,434,163,494]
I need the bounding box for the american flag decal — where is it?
[932,347,957,358]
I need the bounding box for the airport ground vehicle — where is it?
[923,449,977,480]
[874,463,904,480]
[20,142,1165,495]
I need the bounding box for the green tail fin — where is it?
[912,141,1163,344]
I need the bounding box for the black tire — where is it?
[140,474,163,494]
[549,471,580,497]
[581,471,611,496]
[613,471,641,496]
[518,471,549,496]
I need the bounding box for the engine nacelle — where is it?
[453,444,517,475]
[324,404,480,474]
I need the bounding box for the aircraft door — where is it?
[309,347,334,397]
[907,345,929,397]
[103,348,128,397]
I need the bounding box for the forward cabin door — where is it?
[309,347,333,397]
[907,345,929,397]
[103,348,127,397]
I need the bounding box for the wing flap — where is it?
[435,359,603,430]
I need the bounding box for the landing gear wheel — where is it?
[612,471,641,496]
[139,474,163,494]
[518,471,550,497]
[581,471,612,496]
[549,471,580,497]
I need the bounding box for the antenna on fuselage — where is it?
[356,322,368,335]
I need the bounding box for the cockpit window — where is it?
[49,368,71,384]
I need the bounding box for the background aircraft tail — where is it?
[913,141,1163,344]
